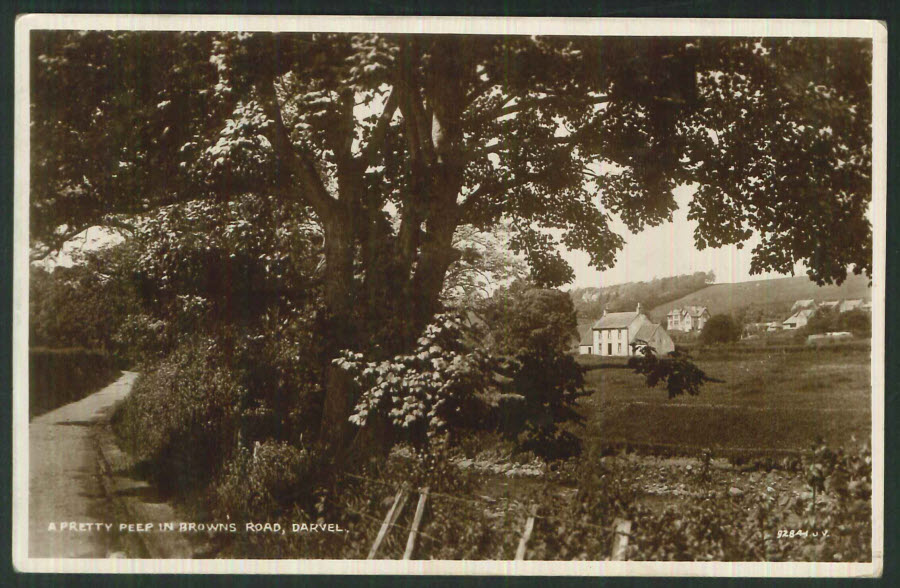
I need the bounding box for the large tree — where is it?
[31,32,873,451]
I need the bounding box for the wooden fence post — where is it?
[610,518,632,561]
[514,507,537,561]
[402,486,430,560]
[368,486,409,560]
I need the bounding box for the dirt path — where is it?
[28,371,137,558]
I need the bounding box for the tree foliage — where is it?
[627,345,712,399]
[441,224,529,308]
[480,281,587,459]
[30,259,138,352]
[700,314,743,345]
[31,31,874,449]
[804,307,871,337]
[33,33,873,287]
[480,280,579,355]
[335,313,494,452]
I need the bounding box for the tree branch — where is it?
[459,172,545,220]
[396,39,435,167]
[465,76,496,105]
[467,94,609,127]
[29,224,85,263]
[361,87,399,169]
[255,72,338,221]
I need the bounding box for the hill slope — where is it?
[570,271,714,320]
[648,274,871,322]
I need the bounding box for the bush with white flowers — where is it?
[334,313,493,451]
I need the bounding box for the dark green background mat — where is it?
[1,1,896,587]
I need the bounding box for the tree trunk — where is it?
[317,39,470,458]
[318,218,359,451]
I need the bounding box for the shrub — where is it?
[524,440,873,562]
[839,310,871,337]
[112,338,247,495]
[214,441,317,521]
[113,309,326,495]
[526,457,637,560]
[113,313,175,364]
[501,348,587,460]
[29,347,120,417]
[336,313,494,452]
[803,307,871,339]
[622,441,873,561]
[700,314,742,345]
[30,261,138,353]
[478,282,588,460]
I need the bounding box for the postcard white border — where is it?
[12,13,887,577]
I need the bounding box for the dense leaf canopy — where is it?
[32,32,872,290]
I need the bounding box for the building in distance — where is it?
[666,306,710,332]
[590,304,675,357]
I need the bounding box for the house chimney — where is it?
[636,302,642,314]
[602,308,607,317]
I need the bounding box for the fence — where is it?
[344,472,631,561]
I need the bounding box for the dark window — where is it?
[607,343,612,355]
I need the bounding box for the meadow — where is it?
[577,343,872,456]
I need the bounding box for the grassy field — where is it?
[577,344,871,455]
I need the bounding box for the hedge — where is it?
[29,347,120,417]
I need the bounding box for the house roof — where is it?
[791,299,816,311]
[632,322,659,344]
[669,306,708,317]
[783,309,815,324]
[593,311,638,330]
[577,323,593,346]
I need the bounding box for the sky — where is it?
[33,226,124,271]
[561,184,804,290]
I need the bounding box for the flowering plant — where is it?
[334,313,493,451]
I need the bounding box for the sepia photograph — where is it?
[12,15,885,576]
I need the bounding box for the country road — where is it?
[28,371,137,559]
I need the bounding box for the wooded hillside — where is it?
[569,271,714,320]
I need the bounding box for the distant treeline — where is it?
[30,263,133,417]
[569,271,715,320]
[30,347,121,417]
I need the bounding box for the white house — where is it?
[818,300,840,311]
[782,308,815,330]
[593,304,674,357]
[666,306,710,332]
[790,299,818,313]
[839,299,863,313]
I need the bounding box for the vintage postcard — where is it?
[12,14,885,576]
